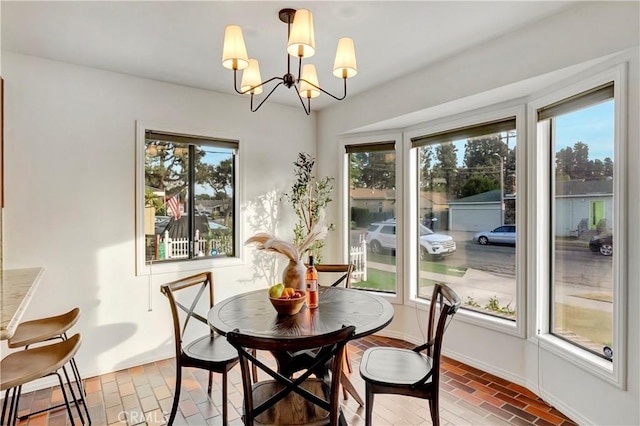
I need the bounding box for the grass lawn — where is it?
[555,303,612,347]
[352,269,396,292]
[351,269,452,293]
[353,271,611,349]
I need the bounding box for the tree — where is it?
[555,146,574,180]
[463,135,506,170]
[573,142,590,179]
[349,151,395,189]
[419,146,434,191]
[432,142,458,194]
[459,174,499,198]
[603,157,614,177]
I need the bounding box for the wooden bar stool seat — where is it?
[8,308,80,348]
[1,333,87,425]
[6,308,89,422]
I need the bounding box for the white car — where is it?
[365,220,456,260]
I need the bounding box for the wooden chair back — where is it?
[160,272,214,358]
[415,282,461,387]
[227,325,356,426]
[315,263,354,288]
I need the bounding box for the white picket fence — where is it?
[161,231,368,282]
[349,236,367,282]
[161,230,233,259]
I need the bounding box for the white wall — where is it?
[1,52,316,378]
[318,2,639,425]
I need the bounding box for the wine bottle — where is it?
[306,255,318,308]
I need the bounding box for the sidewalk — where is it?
[367,260,610,313]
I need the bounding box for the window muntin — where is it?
[412,118,517,320]
[539,84,615,360]
[347,143,397,294]
[144,131,238,264]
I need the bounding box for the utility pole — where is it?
[493,153,504,225]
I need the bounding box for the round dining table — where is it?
[208,286,394,340]
[208,285,394,406]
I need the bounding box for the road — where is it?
[351,229,612,289]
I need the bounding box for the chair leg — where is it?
[53,371,77,426]
[251,349,258,383]
[207,371,213,394]
[345,345,353,373]
[222,371,228,425]
[167,367,182,426]
[2,386,19,426]
[365,385,374,426]
[1,386,12,425]
[11,385,23,426]
[429,396,440,426]
[61,365,86,424]
[69,356,92,423]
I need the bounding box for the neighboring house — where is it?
[448,189,503,232]
[555,179,613,237]
[350,187,396,216]
[448,189,517,232]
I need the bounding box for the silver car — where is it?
[473,225,516,245]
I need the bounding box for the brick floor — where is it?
[3,335,578,425]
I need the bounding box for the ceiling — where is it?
[2,1,577,111]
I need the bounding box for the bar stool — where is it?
[6,308,90,422]
[1,333,86,425]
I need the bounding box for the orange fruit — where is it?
[281,287,296,298]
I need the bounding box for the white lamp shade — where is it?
[240,59,263,95]
[287,9,315,58]
[222,25,249,70]
[333,37,357,78]
[299,64,320,99]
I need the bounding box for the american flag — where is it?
[167,194,181,220]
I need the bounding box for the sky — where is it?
[444,99,614,166]
[555,100,614,161]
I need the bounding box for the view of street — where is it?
[349,228,613,317]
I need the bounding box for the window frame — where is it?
[404,103,527,338]
[339,132,403,305]
[528,65,627,388]
[135,121,244,276]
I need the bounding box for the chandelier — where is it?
[222,8,358,115]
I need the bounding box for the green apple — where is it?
[268,283,284,298]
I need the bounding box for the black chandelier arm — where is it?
[250,81,286,112]
[233,70,284,96]
[298,77,348,101]
[293,87,312,115]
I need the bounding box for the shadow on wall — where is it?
[239,190,285,286]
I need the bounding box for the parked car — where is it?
[589,234,613,256]
[365,219,456,260]
[473,225,516,246]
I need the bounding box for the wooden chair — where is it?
[6,308,90,422]
[160,272,239,425]
[315,264,354,289]
[359,283,461,426]
[314,264,356,398]
[227,325,356,426]
[1,333,86,425]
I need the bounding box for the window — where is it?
[136,124,239,274]
[346,142,397,294]
[538,83,616,359]
[411,117,518,321]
